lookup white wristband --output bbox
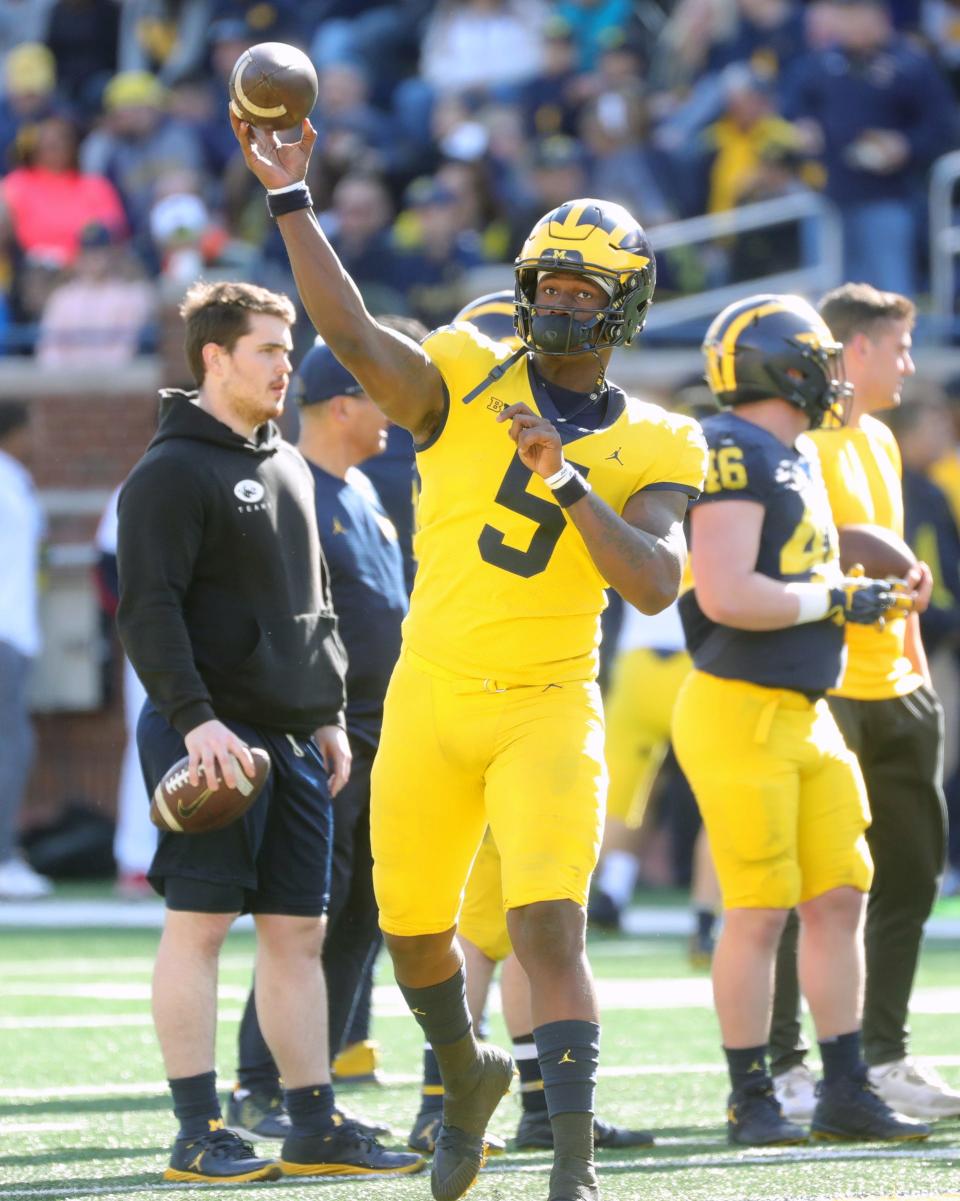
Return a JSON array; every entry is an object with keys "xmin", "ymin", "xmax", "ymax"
[
  {"xmin": 545, "ymin": 462, "xmax": 575, "ymax": 490},
  {"xmin": 267, "ymin": 180, "xmax": 309, "ymax": 196},
  {"xmin": 784, "ymin": 582, "xmax": 831, "ymax": 625}
]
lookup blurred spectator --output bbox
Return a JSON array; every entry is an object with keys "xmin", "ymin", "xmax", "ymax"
[
  {"xmin": 505, "ymin": 134, "xmax": 589, "ymax": 252},
  {"xmin": 0, "ymin": 1, "xmax": 57, "ymax": 73},
  {"xmin": 0, "ymin": 114, "xmax": 125, "ymax": 265},
  {"xmin": 320, "ymin": 173, "xmax": 408, "ymax": 313},
  {"xmin": 929, "ymin": 373, "xmax": 960, "ymax": 528},
  {"xmin": 393, "ymin": 174, "xmax": 487, "ymax": 326},
  {"xmin": 886, "ymin": 394, "xmax": 960, "ymax": 654},
  {"xmin": 922, "ymin": 0, "xmax": 960, "ymax": 96},
  {"xmin": 310, "ymin": 0, "xmax": 433, "ymax": 107},
  {"xmin": 518, "ymin": 16, "xmax": 583, "ymax": 138},
  {"xmin": 119, "ymin": 0, "xmax": 220, "ymax": 86},
  {"xmin": 576, "ymin": 40, "xmax": 674, "ymax": 226},
  {"xmin": 45, "ymin": 0, "xmax": 120, "ymax": 116},
  {"xmin": 706, "ymin": 0, "xmax": 806, "ymax": 77},
  {"xmin": 80, "ymin": 70, "xmax": 206, "ymax": 266},
  {"xmin": 420, "ymin": 0, "xmax": 550, "ymax": 98},
  {"xmin": 553, "ymin": 0, "xmax": 637, "ymax": 72},
  {"xmin": 207, "ymin": 0, "xmax": 306, "ymax": 46},
  {"xmin": 36, "ymin": 221, "xmax": 155, "ymax": 365},
  {"xmin": 0, "ymin": 400, "xmax": 50, "ymax": 900},
  {"xmin": 0, "ymin": 42, "xmax": 59, "ymax": 168},
  {"xmin": 782, "ymin": 0, "xmax": 956, "ymax": 294},
  {"xmin": 313, "ymin": 62, "xmax": 400, "ymax": 180}
]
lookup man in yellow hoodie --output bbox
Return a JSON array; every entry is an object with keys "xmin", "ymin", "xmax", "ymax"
[{"xmin": 770, "ymin": 283, "xmax": 958, "ymax": 1123}]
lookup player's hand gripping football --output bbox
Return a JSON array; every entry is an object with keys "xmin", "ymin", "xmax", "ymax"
[
  {"xmin": 827, "ymin": 565, "xmax": 914, "ymax": 627},
  {"xmin": 230, "ymin": 107, "xmax": 317, "ymax": 191},
  {"xmin": 497, "ymin": 402, "xmax": 563, "ymax": 478},
  {"xmin": 184, "ymin": 719, "xmax": 257, "ymax": 791}
]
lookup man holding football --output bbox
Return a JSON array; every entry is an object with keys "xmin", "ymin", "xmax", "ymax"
[
  {"xmin": 117, "ymin": 280, "xmax": 424, "ymax": 1183},
  {"xmin": 233, "ymin": 111, "xmax": 706, "ymax": 1201}
]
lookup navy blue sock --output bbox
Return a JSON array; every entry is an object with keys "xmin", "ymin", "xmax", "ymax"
[
  {"xmin": 419, "ymin": 1045, "xmax": 443, "ymax": 1113},
  {"xmin": 819, "ymin": 1030, "xmax": 863, "ymax": 1085},
  {"xmin": 169, "ymin": 1071, "xmax": 222, "ymax": 1140},
  {"xmin": 533, "ymin": 1019, "xmax": 600, "ymax": 1119},
  {"xmin": 696, "ymin": 908, "xmax": 716, "ymax": 943},
  {"xmin": 513, "ymin": 1033, "xmax": 548, "ymax": 1115},
  {"xmin": 723, "ymin": 1045, "xmax": 769, "ymax": 1093},
  {"xmin": 397, "ymin": 969, "xmax": 472, "ymax": 1047},
  {"xmin": 284, "ymin": 1083, "xmax": 336, "ymax": 1137}
]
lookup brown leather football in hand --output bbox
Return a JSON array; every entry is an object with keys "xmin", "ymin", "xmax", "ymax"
[{"xmin": 150, "ymin": 748, "xmax": 271, "ymax": 833}]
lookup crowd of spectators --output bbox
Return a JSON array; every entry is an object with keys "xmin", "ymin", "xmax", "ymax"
[{"xmin": 0, "ymin": 0, "xmax": 956, "ymax": 360}]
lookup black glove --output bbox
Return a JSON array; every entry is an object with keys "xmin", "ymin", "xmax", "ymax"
[{"xmin": 827, "ymin": 572, "xmax": 901, "ymax": 626}]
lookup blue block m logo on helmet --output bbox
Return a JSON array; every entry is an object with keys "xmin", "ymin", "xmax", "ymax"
[{"xmin": 514, "ymin": 199, "xmax": 656, "ymax": 355}]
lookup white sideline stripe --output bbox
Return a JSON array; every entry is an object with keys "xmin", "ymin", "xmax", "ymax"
[
  {"xmin": 2, "ymin": 897, "xmax": 960, "ymax": 940},
  {"xmin": 5, "ymin": 979, "xmax": 960, "ymax": 1020},
  {"xmin": 2, "ymin": 1147, "xmax": 960, "ymax": 1198}
]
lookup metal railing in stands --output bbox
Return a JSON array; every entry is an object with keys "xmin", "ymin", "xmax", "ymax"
[
  {"xmin": 462, "ymin": 191, "xmax": 844, "ymax": 339},
  {"xmin": 929, "ymin": 148, "xmax": 960, "ymax": 341}
]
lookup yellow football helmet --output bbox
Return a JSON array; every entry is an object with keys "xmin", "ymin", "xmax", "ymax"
[
  {"xmin": 702, "ymin": 293, "xmax": 850, "ymax": 429},
  {"xmin": 514, "ymin": 198, "xmax": 656, "ymax": 355}
]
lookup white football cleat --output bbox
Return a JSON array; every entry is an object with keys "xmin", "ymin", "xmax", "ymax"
[
  {"xmin": 868, "ymin": 1058, "xmax": 960, "ymax": 1119},
  {"xmin": 0, "ymin": 856, "xmax": 53, "ymax": 900},
  {"xmin": 773, "ymin": 1063, "xmax": 817, "ymax": 1122}
]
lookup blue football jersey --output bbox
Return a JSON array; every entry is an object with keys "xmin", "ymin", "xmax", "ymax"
[{"xmin": 679, "ymin": 411, "xmax": 845, "ymax": 694}]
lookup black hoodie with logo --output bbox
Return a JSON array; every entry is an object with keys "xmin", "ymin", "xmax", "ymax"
[{"xmin": 117, "ymin": 390, "xmax": 346, "ymax": 738}]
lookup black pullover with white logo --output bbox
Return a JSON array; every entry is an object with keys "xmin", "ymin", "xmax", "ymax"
[{"xmin": 117, "ymin": 389, "xmax": 346, "ymax": 737}]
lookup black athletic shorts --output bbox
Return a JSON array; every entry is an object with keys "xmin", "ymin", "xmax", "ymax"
[{"xmin": 137, "ymin": 701, "xmax": 333, "ymax": 916}]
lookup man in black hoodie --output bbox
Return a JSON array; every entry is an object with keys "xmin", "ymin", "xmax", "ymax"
[{"xmin": 117, "ymin": 280, "xmax": 425, "ymax": 1184}]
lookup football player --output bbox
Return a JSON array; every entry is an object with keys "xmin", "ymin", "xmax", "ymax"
[
  {"xmin": 769, "ymin": 284, "xmax": 959, "ymax": 1122},
  {"xmin": 234, "ymin": 108, "xmax": 706, "ymax": 1201},
  {"xmin": 405, "ymin": 292, "xmax": 654, "ymax": 1158},
  {"xmin": 673, "ymin": 293, "xmax": 929, "ymax": 1146}
]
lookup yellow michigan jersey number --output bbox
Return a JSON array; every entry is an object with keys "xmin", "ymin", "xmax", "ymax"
[{"xmin": 705, "ymin": 446, "xmax": 747, "ymax": 493}]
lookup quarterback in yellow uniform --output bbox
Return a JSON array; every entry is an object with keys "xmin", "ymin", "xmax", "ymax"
[
  {"xmin": 769, "ymin": 284, "xmax": 959, "ymax": 1123},
  {"xmin": 673, "ymin": 293, "xmax": 928, "ymax": 1148},
  {"xmin": 234, "ymin": 110, "xmax": 705, "ymax": 1201},
  {"xmin": 403, "ymin": 292, "xmax": 655, "ymax": 1159}
]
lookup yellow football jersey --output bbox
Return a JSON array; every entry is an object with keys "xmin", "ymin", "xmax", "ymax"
[
  {"xmin": 403, "ymin": 324, "xmax": 707, "ymax": 684},
  {"xmin": 808, "ymin": 415, "xmax": 922, "ymax": 700}
]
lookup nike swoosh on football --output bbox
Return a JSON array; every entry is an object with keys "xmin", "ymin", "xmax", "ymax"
[{"xmin": 177, "ymin": 788, "xmax": 215, "ymax": 820}]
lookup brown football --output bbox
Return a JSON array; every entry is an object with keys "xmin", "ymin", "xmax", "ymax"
[
  {"xmin": 839, "ymin": 523, "xmax": 916, "ymax": 580},
  {"xmin": 150, "ymin": 747, "xmax": 271, "ymax": 834},
  {"xmin": 229, "ymin": 42, "xmax": 318, "ymax": 131}
]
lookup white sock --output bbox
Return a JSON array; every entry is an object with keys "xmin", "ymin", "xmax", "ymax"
[{"xmin": 597, "ymin": 850, "xmax": 640, "ymax": 907}]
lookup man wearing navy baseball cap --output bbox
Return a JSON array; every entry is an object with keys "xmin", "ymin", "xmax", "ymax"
[{"xmin": 230, "ymin": 339, "xmax": 410, "ymax": 1142}]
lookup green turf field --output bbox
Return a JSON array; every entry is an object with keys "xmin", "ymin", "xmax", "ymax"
[{"xmin": 2, "ymin": 908, "xmax": 959, "ymax": 1201}]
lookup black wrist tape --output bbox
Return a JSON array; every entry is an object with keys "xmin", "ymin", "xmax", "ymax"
[
  {"xmin": 266, "ymin": 185, "xmax": 313, "ymax": 219},
  {"xmin": 553, "ymin": 471, "xmax": 590, "ymax": 508}
]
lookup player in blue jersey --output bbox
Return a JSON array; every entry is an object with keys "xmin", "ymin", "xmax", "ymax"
[{"xmin": 673, "ymin": 293, "xmax": 929, "ymax": 1146}]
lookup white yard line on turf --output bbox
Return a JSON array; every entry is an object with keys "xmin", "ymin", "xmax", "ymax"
[
  {"xmin": 2, "ymin": 899, "xmax": 959, "ymax": 940},
  {"xmin": 2, "ymin": 1147, "xmax": 960, "ymax": 1198}
]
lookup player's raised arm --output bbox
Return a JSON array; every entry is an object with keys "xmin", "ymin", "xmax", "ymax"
[{"xmin": 230, "ymin": 110, "xmax": 445, "ymax": 442}]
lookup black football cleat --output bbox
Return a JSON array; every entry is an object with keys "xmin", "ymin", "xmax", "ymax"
[
  {"xmin": 226, "ymin": 1089, "xmax": 290, "ymax": 1140},
  {"xmin": 409, "ymin": 1106, "xmax": 506, "ymax": 1156},
  {"xmin": 163, "ymin": 1127, "xmax": 281, "ymax": 1182},
  {"xmin": 431, "ymin": 1045, "xmax": 514, "ymax": 1200},
  {"xmin": 280, "ymin": 1120, "xmax": 426, "ymax": 1177},
  {"xmin": 334, "ymin": 1101, "xmax": 393, "ymax": 1140},
  {"xmin": 587, "ymin": 888, "xmax": 622, "ymax": 932},
  {"xmin": 515, "ymin": 1110, "xmax": 654, "ymax": 1149},
  {"xmin": 726, "ymin": 1081, "xmax": 808, "ymax": 1146},
  {"xmin": 810, "ymin": 1073, "xmax": 931, "ymax": 1142}
]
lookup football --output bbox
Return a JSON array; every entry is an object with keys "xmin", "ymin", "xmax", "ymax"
[
  {"xmin": 150, "ymin": 747, "xmax": 271, "ymax": 834},
  {"xmin": 839, "ymin": 523, "xmax": 916, "ymax": 580},
  {"xmin": 229, "ymin": 42, "xmax": 318, "ymax": 132}
]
